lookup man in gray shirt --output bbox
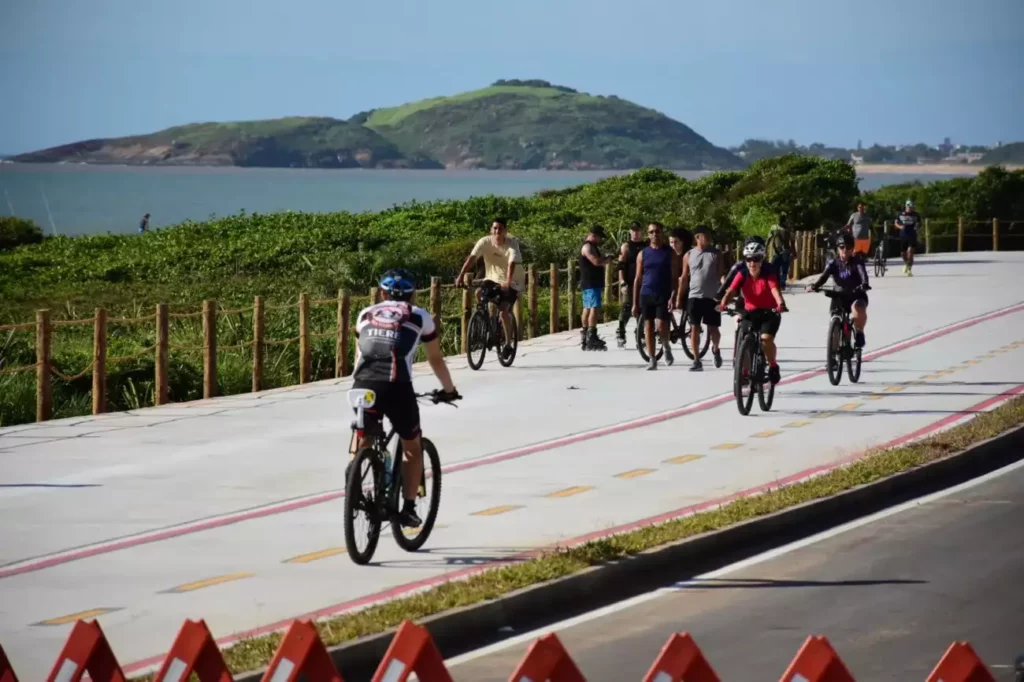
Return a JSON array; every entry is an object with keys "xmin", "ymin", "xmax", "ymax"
[
  {"xmin": 675, "ymin": 225, "xmax": 723, "ymax": 371},
  {"xmin": 844, "ymin": 202, "xmax": 872, "ymax": 257}
]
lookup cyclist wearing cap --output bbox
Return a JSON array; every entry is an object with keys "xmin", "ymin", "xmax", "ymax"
[
  {"xmin": 455, "ymin": 217, "xmax": 524, "ymax": 359},
  {"xmin": 350, "ymin": 269, "xmax": 460, "ymax": 528},
  {"xmin": 894, "ymin": 200, "xmax": 921, "ymax": 276},
  {"xmin": 806, "ymin": 232, "xmax": 871, "ymax": 348},
  {"xmin": 717, "ymin": 239, "xmax": 787, "ymax": 385}
]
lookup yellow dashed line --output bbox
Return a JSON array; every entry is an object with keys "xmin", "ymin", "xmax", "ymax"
[
  {"xmin": 863, "ymin": 394, "xmax": 885, "ymax": 400},
  {"xmin": 663, "ymin": 454, "xmax": 704, "ymax": 465},
  {"xmin": 884, "ymin": 386, "xmax": 906, "ymax": 392},
  {"xmin": 936, "ymin": 369, "xmax": 955, "ymax": 375},
  {"xmin": 813, "ymin": 411, "xmax": 838, "ymax": 419},
  {"xmin": 34, "ymin": 608, "xmax": 120, "ymax": 626},
  {"xmin": 166, "ymin": 572, "xmax": 255, "ymax": 593},
  {"xmin": 920, "ymin": 374, "xmax": 941, "ymax": 380},
  {"xmin": 284, "ymin": 547, "xmax": 346, "ymax": 563},
  {"xmin": 710, "ymin": 442, "xmax": 743, "ymax": 450},
  {"xmin": 751, "ymin": 430, "xmax": 783, "ymax": 438},
  {"xmin": 979, "ymin": 354, "xmax": 995, "ymax": 359},
  {"xmin": 471, "ymin": 504, "xmax": 523, "ymax": 516},
  {"xmin": 615, "ymin": 468, "xmax": 657, "ymax": 478},
  {"xmin": 838, "ymin": 403, "xmax": 861, "ymax": 410},
  {"xmin": 546, "ymin": 485, "xmax": 593, "ymax": 498},
  {"xmin": 784, "ymin": 420, "xmax": 812, "ymax": 427},
  {"xmin": 964, "ymin": 360, "xmax": 981, "ymax": 365}
]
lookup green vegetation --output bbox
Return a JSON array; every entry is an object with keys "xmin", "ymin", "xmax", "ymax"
[
  {"xmin": 15, "ymin": 80, "xmax": 742, "ymax": 171},
  {"xmin": 981, "ymin": 142, "xmax": 1024, "ymax": 165},
  {"xmin": 0, "ymin": 216, "xmax": 45, "ymax": 250},
  {"xmin": 3, "ymin": 155, "xmax": 1022, "ymax": 427},
  {"xmin": 127, "ymin": 392, "xmax": 1024, "ymax": 680}
]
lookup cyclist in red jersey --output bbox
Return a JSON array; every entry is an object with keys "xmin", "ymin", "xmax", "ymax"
[{"xmin": 717, "ymin": 239, "xmax": 787, "ymax": 384}]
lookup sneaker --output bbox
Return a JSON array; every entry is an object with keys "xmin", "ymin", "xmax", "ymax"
[
  {"xmin": 647, "ymin": 357, "xmax": 657, "ymax": 371},
  {"xmin": 399, "ymin": 502, "xmax": 422, "ymax": 528},
  {"xmin": 855, "ymin": 331, "xmax": 865, "ymax": 348},
  {"xmin": 664, "ymin": 345, "xmax": 674, "ymax": 366},
  {"xmin": 769, "ymin": 364, "xmax": 781, "ymax": 385},
  {"xmin": 689, "ymin": 359, "xmax": 703, "ymax": 372},
  {"xmin": 713, "ymin": 348, "xmax": 722, "ymax": 368}
]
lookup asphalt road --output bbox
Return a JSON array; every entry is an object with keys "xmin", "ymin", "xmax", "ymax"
[{"xmin": 449, "ymin": 460, "xmax": 1024, "ymax": 681}]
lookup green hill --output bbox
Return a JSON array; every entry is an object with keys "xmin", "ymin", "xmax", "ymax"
[
  {"xmin": 981, "ymin": 142, "xmax": 1024, "ymax": 165},
  {"xmin": 14, "ymin": 80, "xmax": 743, "ymax": 171}
]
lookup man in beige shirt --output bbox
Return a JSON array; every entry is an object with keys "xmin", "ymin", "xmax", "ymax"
[{"xmin": 455, "ymin": 217, "xmax": 524, "ymax": 359}]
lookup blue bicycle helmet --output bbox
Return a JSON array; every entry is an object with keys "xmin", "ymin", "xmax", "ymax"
[{"xmin": 379, "ymin": 268, "xmax": 416, "ymax": 301}]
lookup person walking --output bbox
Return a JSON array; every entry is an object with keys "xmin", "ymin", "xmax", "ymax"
[
  {"xmin": 615, "ymin": 221, "xmax": 645, "ymax": 348},
  {"xmin": 632, "ymin": 222, "xmax": 680, "ymax": 370},
  {"xmin": 676, "ymin": 225, "xmax": 723, "ymax": 370},
  {"xmin": 138, "ymin": 213, "xmax": 150, "ymax": 233},
  {"xmin": 578, "ymin": 225, "xmax": 614, "ymax": 350}
]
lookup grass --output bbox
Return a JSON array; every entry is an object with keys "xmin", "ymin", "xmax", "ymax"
[{"xmin": 128, "ymin": 392, "xmax": 1024, "ymax": 680}]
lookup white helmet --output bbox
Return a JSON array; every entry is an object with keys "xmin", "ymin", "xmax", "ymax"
[
  {"xmin": 905, "ymin": 199, "xmax": 914, "ymax": 208},
  {"xmin": 742, "ymin": 240, "xmax": 766, "ymax": 260}
]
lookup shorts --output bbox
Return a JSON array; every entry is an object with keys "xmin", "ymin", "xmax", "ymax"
[
  {"xmin": 582, "ymin": 287, "xmax": 603, "ymax": 309},
  {"xmin": 687, "ymin": 297, "xmax": 721, "ymax": 328},
  {"xmin": 351, "ymin": 380, "xmax": 420, "ymax": 441},
  {"xmin": 830, "ymin": 291, "xmax": 869, "ymax": 315},
  {"xmin": 640, "ymin": 292, "xmax": 670, "ymax": 321},
  {"xmin": 853, "ymin": 237, "xmax": 871, "ymax": 256},
  {"xmin": 479, "ymin": 280, "xmax": 519, "ymax": 307},
  {"xmin": 901, "ymin": 234, "xmax": 918, "ymax": 251},
  {"xmin": 740, "ymin": 308, "xmax": 782, "ymax": 338}
]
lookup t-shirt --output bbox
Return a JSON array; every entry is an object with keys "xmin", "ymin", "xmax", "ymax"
[
  {"xmin": 471, "ymin": 236, "xmax": 525, "ymax": 291},
  {"xmin": 352, "ymin": 301, "xmax": 437, "ymax": 383},
  {"xmin": 847, "ymin": 211, "xmax": 872, "ymax": 240},
  {"xmin": 895, "ymin": 210, "xmax": 921, "ymax": 237},
  {"xmin": 812, "ymin": 254, "xmax": 869, "ymax": 293},
  {"xmin": 728, "ymin": 265, "xmax": 780, "ymax": 311},
  {"xmin": 686, "ymin": 246, "xmax": 720, "ymax": 299}
]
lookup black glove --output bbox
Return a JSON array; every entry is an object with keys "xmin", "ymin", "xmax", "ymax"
[{"xmin": 432, "ymin": 388, "xmax": 461, "ymax": 404}]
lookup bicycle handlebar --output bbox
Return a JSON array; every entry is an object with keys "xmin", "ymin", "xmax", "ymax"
[{"xmin": 414, "ymin": 389, "xmax": 463, "ymax": 406}]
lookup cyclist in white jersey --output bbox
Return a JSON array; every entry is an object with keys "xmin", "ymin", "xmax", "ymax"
[{"xmin": 349, "ymin": 268, "xmax": 460, "ymax": 527}]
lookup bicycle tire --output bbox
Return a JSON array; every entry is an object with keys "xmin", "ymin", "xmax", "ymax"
[
  {"xmin": 826, "ymin": 316, "xmax": 843, "ymax": 386},
  {"xmin": 847, "ymin": 344, "xmax": 862, "ymax": 383},
  {"xmin": 757, "ymin": 348, "xmax": 775, "ymax": 411},
  {"xmin": 497, "ymin": 314, "xmax": 518, "ymax": 367},
  {"xmin": 466, "ymin": 310, "xmax": 488, "ymax": 370},
  {"xmin": 343, "ymin": 447, "xmax": 384, "ymax": 565},
  {"xmin": 678, "ymin": 311, "xmax": 712, "ymax": 360},
  {"xmin": 391, "ymin": 437, "xmax": 442, "ymax": 551},
  {"xmin": 635, "ymin": 311, "xmax": 665, "ymax": 362},
  {"xmin": 734, "ymin": 334, "xmax": 756, "ymax": 415}
]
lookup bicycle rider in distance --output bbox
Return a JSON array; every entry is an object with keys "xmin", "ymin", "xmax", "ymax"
[
  {"xmin": 717, "ymin": 239, "xmax": 787, "ymax": 385},
  {"xmin": 455, "ymin": 217, "xmax": 525, "ymax": 361},
  {"xmin": 806, "ymin": 231, "xmax": 871, "ymax": 348},
  {"xmin": 349, "ymin": 269, "xmax": 461, "ymax": 528}
]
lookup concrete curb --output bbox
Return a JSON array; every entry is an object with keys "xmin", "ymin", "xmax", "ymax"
[{"xmin": 234, "ymin": 420, "xmax": 1024, "ymax": 682}]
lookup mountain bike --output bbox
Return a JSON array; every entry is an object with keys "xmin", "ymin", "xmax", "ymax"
[
  {"xmin": 820, "ymin": 288, "xmax": 865, "ymax": 385},
  {"xmin": 343, "ymin": 388, "xmax": 461, "ymax": 565},
  {"xmin": 466, "ymin": 284, "xmax": 518, "ymax": 370},
  {"xmin": 873, "ymin": 240, "xmax": 887, "ymax": 277},
  {"xmin": 727, "ymin": 307, "xmax": 786, "ymax": 416},
  {"xmin": 635, "ymin": 307, "xmax": 682, "ymax": 362},
  {"xmin": 676, "ymin": 304, "xmax": 711, "ymax": 361}
]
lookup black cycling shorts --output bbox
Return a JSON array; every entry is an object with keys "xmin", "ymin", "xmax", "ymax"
[
  {"xmin": 640, "ymin": 292, "xmax": 670, "ymax": 321},
  {"xmin": 830, "ymin": 291, "xmax": 869, "ymax": 315},
  {"xmin": 351, "ymin": 380, "xmax": 420, "ymax": 441},
  {"xmin": 740, "ymin": 309, "xmax": 782, "ymax": 338},
  {"xmin": 479, "ymin": 280, "xmax": 519, "ymax": 306},
  {"xmin": 901, "ymin": 234, "xmax": 918, "ymax": 251}
]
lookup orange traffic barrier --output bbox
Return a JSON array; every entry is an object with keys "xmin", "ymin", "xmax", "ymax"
[
  {"xmin": 642, "ymin": 632, "xmax": 720, "ymax": 682},
  {"xmin": 1, "ymin": 642, "xmax": 20, "ymax": 682},
  {"xmin": 153, "ymin": 619, "xmax": 232, "ymax": 682},
  {"xmin": 262, "ymin": 619, "xmax": 343, "ymax": 681},
  {"xmin": 508, "ymin": 632, "xmax": 586, "ymax": 682},
  {"xmin": 778, "ymin": 635, "xmax": 855, "ymax": 682},
  {"xmin": 46, "ymin": 619, "xmax": 126, "ymax": 682},
  {"xmin": 925, "ymin": 641, "xmax": 996, "ymax": 682},
  {"xmin": 371, "ymin": 620, "xmax": 451, "ymax": 682}
]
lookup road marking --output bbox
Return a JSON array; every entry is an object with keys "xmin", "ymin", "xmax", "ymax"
[
  {"xmin": 710, "ymin": 443, "xmax": 742, "ymax": 450},
  {"xmin": 838, "ymin": 403, "xmax": 861, "ymax": 410},
  {"xmin": 471, "ymin": 505, "xmax": 523, "ymax": 516},
  {"xmin": 964, "ymin": 360, "xmax": 981, "ymax": 365},
  {"xmin": 979, "ymin": 354, "xmax": 996, "ymax": 359},
  {"xmin": 165, "ymin": 572, "xmax": 255, "ymax": 593},
  {"xmin": 10, "ymin": 301, "xmax": 1024, "ymax": 583},
  {"xmin": 863, "ymin": 394, "xmax": 885, "ymax": 400},
  {"xmin": 283, "ymin": 548, "xmax": 346, "ymax": 564},
  {"xmin": 884, "ymin": 386, "xmax": 906, "ymax": 392},
  {"xmin": 813, "ymin": 411, "xmax": 838, "ymax": 419},
  {"xmin": 936, "ymin": 369, "xmax": 955, "ymax": 375},
  {"xmin": 546, "ymin": 486, "xmax": 593, "ymax": 498},
  {"xmin": 783, "ymin": 420, "xmax": 812, "ymax": 427},
  {"xmin": 663, "ymin": 454, "xmax": 704, "ymax": 465},
  {"xmin": 615, "ymin": 468, "xmax": 656, "ymax": 478},
  {"xmin": 920, "ymin": 374, "xmax": 941, "ymax": 380},
  {"xmin": 751, "ymin": 430, "xmax": 783, "ymax": 438},
  {"xmin": 33, "ymin": 607, "xmax": 121, "ymax": 626}
]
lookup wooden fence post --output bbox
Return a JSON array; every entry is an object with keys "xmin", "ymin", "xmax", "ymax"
[
  {"xmin": 528, "ymin": 264, "xmax": 538, "ymax": 339},
  {"xmin": 958, "ymin": 217, "xmax": 964, "ymax": 252},
  {"xmin": 549, "ymin": 263, "xmax": 559, "ymax": 335},
  {"xmin": 155, "ymin": 303, "xmax": 168, "ymax": 405},
  {"xmin": 202, "ymin": 299, "xmax": 217, "ymax": 399},
  {"xmin": 604, "ymin": 261, "xmax": 614, "ymax": 306},
  {"xmin": 298, "ymin": 293, "xmax": 310, "ymax": 384},
  {"xmin": 993, "ymin": 218, "xmax": 999, "ymax": 251},
  {"xmin": 925, "ymin": 218, "xmax": 931, "ymax": 254},
  {"xmin": 92, "ymin": 308, "xmax": 106, "ymax": 415},
  {"xmin": 429, "ymin": 277, "xmax": 441, "ymax": 329},
  {"xmin": 337, "ymin": 290, "xmax": 350, "ymax": 377},
  {"xmin": 460, "ymin": 274, "xmax": 472, "ymax": 354},
  {"xmin": 252, "ymin": 296, "xmax": 264, "ymax": 392},
  {"xmin": 35, "ymin": 309, "xmax": 51, "ymax": 422},
  {"xmin": 370, "ymin": 286, "xmax": 381, "ymax": 304},
  {"xmin": 567, "ymin": 258, "xmax": 576, "ymax": 331}
]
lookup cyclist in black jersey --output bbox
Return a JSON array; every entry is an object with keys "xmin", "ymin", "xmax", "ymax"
[
  {"xmin": 349, "ymin": 269, "xmax": 460, "ymax": 527},
  {"xmin": 807, "ymin": 232, "xmax": 871, "ymax": 348},
  {"xmin": 894, "ymin": 199, "xmax": 921, "ymax": 276}
]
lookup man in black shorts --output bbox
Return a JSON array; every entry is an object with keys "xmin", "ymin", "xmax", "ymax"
[
  {"xmin": 350, "ymin": 269, "xmax": 460, "ymax": 527},
  {"xmin": 676, "ymin": 225, "xmax": 723, "ymax": 370}
]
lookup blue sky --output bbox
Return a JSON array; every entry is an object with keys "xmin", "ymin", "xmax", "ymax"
[{"xmin": 1, "ymin": 0, "xmax": 1021, "ymax": 154}]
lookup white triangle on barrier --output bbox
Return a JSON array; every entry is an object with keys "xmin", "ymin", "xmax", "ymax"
[
  {"xmin": 161, "ymin": 657, "xmax": 188, "ymax": 682},
  {"xmin": 267, "ymin": 657, "xmax": 295, "ymax": 682},
  {"xmin": 381, "ymin": 658, "xmax": 408, "ymax": 682},
  {"xmin": 652, "ymin": 672, "xmax": 674, "ymax": 682},
  {"xmin": 790, "ymin": 675, "xmax": 810, "ymax": 682}
]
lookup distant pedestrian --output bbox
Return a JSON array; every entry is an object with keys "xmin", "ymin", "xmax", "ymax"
[
  {"xmin": 615, "ymin": 221, "xmax": 646, "ymax": 348},
  {"xmin": 766, "ymin": 217, "xmax": 796, "ymax": 290},
  {"xmin": 139, "ymin": 213, "xmax": 150, "ymax": 233}
]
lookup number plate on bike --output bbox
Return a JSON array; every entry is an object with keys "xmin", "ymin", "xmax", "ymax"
[{"xmin": 347, "ymin": 389, "xmax": 376, "ymax": 408}]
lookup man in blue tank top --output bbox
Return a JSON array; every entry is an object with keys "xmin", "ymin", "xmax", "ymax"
[{"xmin": 632, "ymin": 222, "xmax": 681, "ymax": 369}]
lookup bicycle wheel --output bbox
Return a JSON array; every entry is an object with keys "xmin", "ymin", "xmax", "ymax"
[
  {"xmin": 826, "ymin": 316, "xmax": 843, "ymax": 386},
  {"xmin": 675, "ymin": 310, "xmax": 693, "ymax": 360},
  {"xmin": 756, "ymin": 348, "xmax": 775, "ymax": 411},
  {"xmin": 391, "ymin": 437, "xmax": 442, "ymax": 551},
  {"xmin": 343, "ymin": 447, "xmax": 384, "ymax": 565},
  {"xmin": 466, "ymin": 310, "xmax": 488, "ymax": 370},
  {"xmin": 874, "ymin": 259, "xmax": 881, "ymax": 278},
  {"xmin": 497, "ymin": 313, "xmax": 518, "ymax": 367},
  {"xmin": 635, "ymin": 311, "xmax": 664, "ymax": 362},
  {"xmin": 734, "ymin": 334, "xmax": 756, "ymax": 415},
  {"xmin": 846, "ymin": 339, "xmax": 862, "ymax": 383}
]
